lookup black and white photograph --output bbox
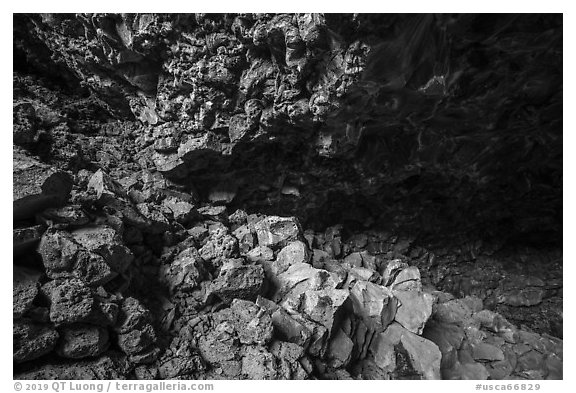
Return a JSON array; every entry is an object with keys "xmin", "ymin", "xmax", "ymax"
[{"xmin": 9, "ymin": 5, "xmax": 568, "ymax": 388}]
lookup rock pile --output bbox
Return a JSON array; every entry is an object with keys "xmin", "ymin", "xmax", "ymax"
[{"xmin": 13, "ymin": 163, "xmax": 563, "ymax": 379}]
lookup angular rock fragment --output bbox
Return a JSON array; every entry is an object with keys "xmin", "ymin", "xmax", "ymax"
[
  {"xmin": 269, "ymin": 340, "xmax": 308, "ymax": 379},
  {"xmin": 212, "ymin": 299, "xmax": 273, "ymax": 345},
  {"xmin": 13, "ymin": 150, "xmax": 72, "ymax": 220},
  {"xmin": 197, "ymin": 321, "xmax": 242, "ymax": 377},
  {"xmin": 246, "ymin": 246, "xmax": 274, "ymax": 263},
  {"xmin": 153, "ymin": 151, "xmax": 187, "ymax": 178},
  {"xmin": 209, "ymin": 264, "xmax": 264, "ymax": 303},
  {"xmin": 157, "ymin": 337, "xmax": 206, "ymax": 379},
  {"xmin": 39, "ymin": 229, "xmax": 116, "ymax": 286},
  {"xmin": 177, "ymin": 132, "xmax": 222, "ymax": 168},
  {"xmin": 256, "ymin": 296, "xmax": 313, "ymax": 347},
  {"xmin": 161, "ymin": 197, "xmax": 196, "ymax": 225},
  {"xmin": 255, "ymin": 216, "xmax": 301, "ymax": 249},
  {"xmin": 42, "ymin": 278, "xmax": 99, "ymax": 326},
  {"xmin": 87, "ymin": 169, "xmax": 127, "ymax": 200},
  {"xmin": 14, "ymin": 320, "xmax": 59, "ymax": 362},
  {"xmin": 71, "ymin": 225, "xmax": 134, "ymax": 273},
  {"xmin": 327, "ymin": 327, "xmax": 354, "ymax": 368},
  {"xmin": 381, "ymin": 259, "xmax": 409, "ymax": 286},
  {"xmin": 160, "ymin": 247, "xmax": 206, "ymax": 294},
  {"xmin": 275, "ymin": 241, "xmax": 311, "ymax": 273},
  {"xmin": 199, "ymin": 228, "xmax": 239, "ymax": 269},
  {"xmin": 241, "ymin": 346, "xmax": 278, "ymax": 379},
  {"xmin": 115, "ymin": 297, "xmax": 159, "ymax": 364},
  {"xmin": 56, "ymin": 324, "xmax": 109, "ymax": 359},
  {"xmin": 13, "ymin": 266, "xmax": 42, "ymax": 318},
  {"xmin": 301, "ymin": 288, "xmax": 349, "ymax": 333},
  {"xmin": 349, "ymin": 281, "xmax": 397, "ymax": 331},
  {"xmin": 393, "ymin": 290, "xmax": 435, "ymax": 335},
  {"xmin": 368, "ymin": 322, "xmax": 442, "ymax": 380}
]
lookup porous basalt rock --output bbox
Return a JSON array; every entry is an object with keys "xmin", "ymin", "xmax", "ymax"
[{"xmin": 12, "ymin": 13, "xmax": 562, "ymax": 381}]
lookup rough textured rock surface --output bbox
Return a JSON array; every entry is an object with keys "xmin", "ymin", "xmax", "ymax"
[{"xmin": 13, "ymin": 13, "xmax": 561, "ymax": 380}]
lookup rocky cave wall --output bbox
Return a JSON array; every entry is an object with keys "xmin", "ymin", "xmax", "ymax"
[{"xmin": 13, "ymin": 13, "xmax": 563, "ymax": 380}]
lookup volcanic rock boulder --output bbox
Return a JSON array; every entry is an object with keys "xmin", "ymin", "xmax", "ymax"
[
  {"xmin": 208, "ymin": 263, "xmax": 265, "ymax": 303},
  {"xmin": 56, "ymin": 324, "xmax": 110, "ymax": 359},
  {"xmin": 255, "ymin": 216, "xmax": 302, "ymax": 250},
  {"xmin": 13, "ymin": 267, "xmax": 42, "ymax": 318},
  {"xmin": 349, "ymin": 281, "xmax": 397, "ymax": 332},
  {"xmin": 14, "ymin": 320, "xmax": 59, "ymax": 363},
  {"xmin": 360, "ymin": 322, "xmax": 442, "ymax": 380},
  {"xmin": 114, "ymin": 297, "xmax": 159, "ymax": 364},
  {"xmin": 13, "ymin": 149, "xmax": 72, "ymax": 221},
  {"xmin": 41, "ymin": 278, "xmax": 119, "ymax": 327}
]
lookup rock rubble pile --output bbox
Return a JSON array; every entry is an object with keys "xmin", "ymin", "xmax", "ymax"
[{"xmin": 13, "ymin": 13, "xmax": 562, "ymax": 380}]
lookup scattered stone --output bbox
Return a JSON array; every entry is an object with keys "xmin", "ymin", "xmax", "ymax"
[{"xmin": 233, "ymin": 224, "xmax": 256, "ymax": 254}]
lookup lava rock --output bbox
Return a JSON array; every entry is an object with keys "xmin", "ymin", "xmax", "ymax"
[
  {"xmin": 393, "ymin": 290, "xmax": 435, "ymax": 335},
  {"xmin": 368, "ymin": 322, "xmax": 442, "ymax": 379},
  {"xmin": 160, "ymin": 247, "xmax": 207, "ymax": 294},
  {"xmin": 209, "ymin": 264, "xmax": 265, "ymax": 303},
  {"xmin": 212, "ymin": 299, "xmax": 274, "ymax": 345},
  {"xmin": 255, "ymin": 216, "xmax": 302, "ymax": 249},
  {"xmin": 71, "ymin": 225, "xmax": 134, "ymax": 273},
  {"xmin": 56, "ymin": 324, "xmax": 110, "ymax": 359},
  {"xmin": 115, "ymin": 297, "xmax": 159, "ymax": 364},
  {"xmin": 13, "ymin": 149, "xmax": 72, "ymax": 220},
  {"xmin": 14, "ymin": 320, "xmax": 59, "ymax": 363},
  {"xmin": 349, "ymin": 281, "xmax": 398, "ymax": 331},
  {"xmin": 13, "ymin": 267, "xmax": 42, "ymax": 318}
]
